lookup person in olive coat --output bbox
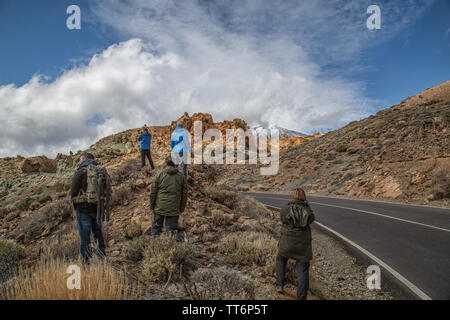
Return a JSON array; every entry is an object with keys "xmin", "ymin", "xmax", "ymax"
[
  {"xmin": 149, "ymin": 156, "xmax": 187, "ymax": 236},
  {"xmin": 276, "ymin": 187, "xmax": 315, "ymax": 300}
]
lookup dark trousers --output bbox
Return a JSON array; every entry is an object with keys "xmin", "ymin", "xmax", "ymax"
[
  {"xmin": 141, "ymin": 149, "xmax": 155, "ymax": 169},
  {"xmin": 275, "ymin": 254, "xmax": 310, "ymax": 300},
  {"xmin": 180, "ymin": 163, "xmax": 187, "ymax": 177},
  {"xmin": 150, "ymin": 213, "xmax": 179, "ymax": 236},
  {"xmin": 75, "ymin": 211, "xmax": 106, "ymax": 263}
]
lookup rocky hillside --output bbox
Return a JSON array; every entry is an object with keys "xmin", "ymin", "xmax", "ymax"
[
  {"xmin": 4, "ymin": 113, "xmax": 353, "ymax": 300},
  {"xmin": 228, "ymin": 81, "xmax": 450, "ymax": 207}
]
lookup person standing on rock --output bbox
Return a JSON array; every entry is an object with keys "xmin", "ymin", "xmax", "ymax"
[
  {"xmin": 70, "ymin": 152, "xmax": 108, "ymax": 264},
  {"xmin": 138, "ymin": 127, "xmax": 155, "ymax": 170},
  {"xmin": 276, "ymin": 187, "xmax": 315, "ymax": 300},
  {"xmin": 170, "ymin": 122, "xmax": 191, "ymax": 177},
  {"xmin": 149, "ymin": 156, "xmax": 187, "ymax": 237}
]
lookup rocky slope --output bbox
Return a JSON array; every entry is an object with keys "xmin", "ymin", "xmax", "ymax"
[
  {"xmin": 4, "ymin": 80, "xmax": 444, "ymax": 299},
  {"xmin": 1, "ymin": 113, "xmax": 332, "ymax": 300},
  {"xmin": 223, "ymin": 81, "xmax": 450, "ymax": 207}
]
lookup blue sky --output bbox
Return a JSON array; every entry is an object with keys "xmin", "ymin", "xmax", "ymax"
[
  {"xmin": 0, "ymin": 0, "xmax": 449, "ymax": 157},
  {"xmin": 0, "ymin": 0, "xmax": 115, "ymax": 86}
]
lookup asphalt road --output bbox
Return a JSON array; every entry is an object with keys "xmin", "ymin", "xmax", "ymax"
[{"xmin": 243, "ymin": 192, "xmax": 450, "ymax": 300}]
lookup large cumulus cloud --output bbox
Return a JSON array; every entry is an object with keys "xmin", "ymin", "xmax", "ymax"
[{"xmin": 0, "ymin": 0, "xmax": 434, "ymax": 157}]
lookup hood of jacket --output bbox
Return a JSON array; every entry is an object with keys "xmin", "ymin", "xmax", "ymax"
[
  {"xmin": 79, "ymin": 158, "xmax": 98, "ymax": 168},
  {"xmin": 165, "ymin": 165, "xmax": 179, "ymax": 175},
  {"xmin": 288, "ymin": 199, "xmax": 308, "ymax": 206}
]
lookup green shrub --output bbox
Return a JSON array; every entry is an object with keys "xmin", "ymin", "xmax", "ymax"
[
  {"xmin": 0, "ymin": 239, "xmax": 25, "ymax": 283},
  {"xmin": 125, "ymin": 223, "xmax": 142, "ymax": 239},
  {"xmin": 125, "ymin": 236, "xmax": 148, "ymax": 261},
  {"xmin": 142, "ymin": 235, "xmax": 191, "ymax": 284},
  {"xmin": 211, "ymin": 209, "xmax": 233, "ymax": 227},
  {"xmin": 218, "ymin": 232, "xmax": 277, "ymax": 268},
  {"xmin": 335, "ymin": 143, "xmax": 349, "ymax": 153}
]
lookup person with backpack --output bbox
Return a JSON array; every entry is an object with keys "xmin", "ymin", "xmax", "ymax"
[
  {"xmin": 71, "ymin": 152, "xmax": 112, "ymax": 264},
  {"xmin": 276, "ymin": 187, "xmax": 315, "ymax": 300},
  {"xmin": 138, "ymin": 127, "xmax": 155, "ymax": 170},
  {"xmin": 170, "ymin": 122, "xmax": 191, "ymax": 177},
  {"xmin": 149, "ymin": 156, "xmax": 187, "ymax": 237}
]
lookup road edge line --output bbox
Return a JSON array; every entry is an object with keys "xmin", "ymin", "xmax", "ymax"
[{"xmin": 265, "ymin": 204, "xmax": 433, "ymax": 300}]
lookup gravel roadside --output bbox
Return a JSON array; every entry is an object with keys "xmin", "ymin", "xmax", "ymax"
[{"xmin": 308, "ymin": 224, "xmax": 394, "ymax": 300}]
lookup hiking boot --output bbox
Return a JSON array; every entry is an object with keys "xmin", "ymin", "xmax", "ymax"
[{"xmin": 276, "ymin": 286, "xmax": 284, "ymax": 293}]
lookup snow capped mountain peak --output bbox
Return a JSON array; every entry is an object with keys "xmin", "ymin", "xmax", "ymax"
[{"xmin": 250, "ymin": 122, "xmax": 306, "ymax": 138}]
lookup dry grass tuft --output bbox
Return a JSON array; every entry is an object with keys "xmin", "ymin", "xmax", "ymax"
[
  {"xmin": 43, "ymin": 224, "xmax": 79, "ymax": 261},
  {"xmin": 2, "ymin": 257, "xmax": 137, "ymax": 300}
]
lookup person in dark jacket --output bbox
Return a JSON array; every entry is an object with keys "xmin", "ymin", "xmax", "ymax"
[
  {"xmin": 149, "ymin": 156, "xmax": 187, "ymax": 237},
  {"xmin": 70, "ymin": 152, "xmax": 106, "ymax": 263},
  {"xmin": 138, "ymin": 127, "xmax": 155, "ymax": 169},
  {"xmin": 276, "ymin": 187, "xmax": 315, "ymax": 300}
]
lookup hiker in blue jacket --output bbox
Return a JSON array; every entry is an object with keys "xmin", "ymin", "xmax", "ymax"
[
  {"xmin": 138, "ymin": 127, "xmax": 155, "ymax": 169},
  {"xmin": 170, "ymin": 122, "xmax": 191, "ymax": 177}
]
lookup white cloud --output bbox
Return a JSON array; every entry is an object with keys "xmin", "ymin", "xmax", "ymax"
[{"xmin": 0, "ymin": 0, "xmax": 434, "ymax": 157}]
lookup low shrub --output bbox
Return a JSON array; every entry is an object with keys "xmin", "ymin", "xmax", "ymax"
[
  {"xmin": 184, "ymin": 266, "xmax": 256, "ymax": 300},
  {"xmin": 141, "ymin": 235, "xmax": 191, "ymax": 284},
  {"xmin": 125, "ymin": 223, "xmax": 142, "ymax": 239},
  {"xmin": 218, "ymin": 232, "xmax": 277, "ymax": 269},
  {"xmin": 205, "ymin": 187, "xmax": 239, "ymax": 209},
  {"xmin": 210, "ymin": 209, "xmax": 233, "ymax": 226},
  {"xmin": 236, "ymin": 196, "xmax": 275, "ymax": 220},
  {"xmin": 43, "ymin": 224, "xmax": 79, "ymax": 261},
  {"xmin": 430, "ymin": 165, "xmax": 450, "ymax": 199},
  {"xmin": 335, "ymin": 143, "xmax": 349, "ymax": 153},
  {"xmin": 110, "ymin": 160, "xmax": 141, "ymax": 185},
  {"xmin": 23, "ymin": 199, "xmax": 73, "ymax": 241},
  {"xmin": 0, "ymin": 239, "xmax": 25, "ymax": 283},
  {"xmin": 125, "ymin": 236, "xmax": 148, "ymax": 262},
  {"xmin": 111, "ymin": 184, "xmax": 133, "ymax": 206}
]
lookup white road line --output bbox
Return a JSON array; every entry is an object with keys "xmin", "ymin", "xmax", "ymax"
[
  {"xmin": 265, "ymin": 204, "xmax": 433, "ymax": 300},
  {"xmin": 309, "ymin": 202, "xmax": 450, "ymax": 233},
  {"xmin": 254, "ymin": 195, "xmax": 450, "ymax": 233}
]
